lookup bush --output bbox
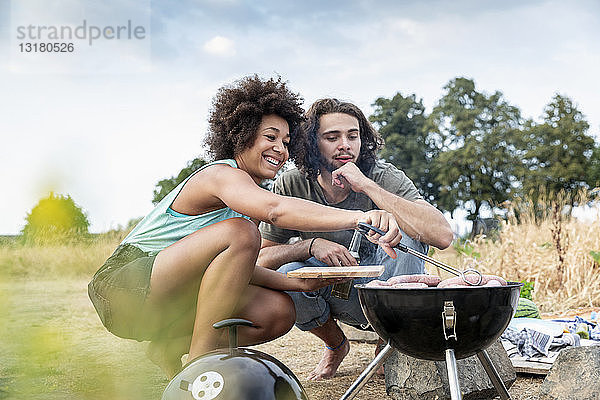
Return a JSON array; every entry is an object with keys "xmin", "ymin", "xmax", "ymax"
[
  {"xmin": 21, "ymin": 192, "xmax": 90, "ymax": 244},
  {"xmin": 520, "ymin": 280, "xmax": 535, "ymax": 300}
]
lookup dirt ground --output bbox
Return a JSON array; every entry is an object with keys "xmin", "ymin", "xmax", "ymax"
[
  {"xmin": 254, "ymin": 327, "xmax": 546, "ymax": 400},
  {"xmin": 6, "ymin": 277, "xmax": 587, "ymax": 399}
]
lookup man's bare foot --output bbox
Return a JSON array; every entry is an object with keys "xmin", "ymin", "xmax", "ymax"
[
  {"xmin": 308, "ymin": 336, "xmax": 350, "ymax": 380},
  {"xmin": 146, "ymin": 341, "xmax": 183, "ymax": 379}
]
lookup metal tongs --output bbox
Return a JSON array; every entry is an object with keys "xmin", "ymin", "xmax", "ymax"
[{"xmin": 356, "ymin": 222, "xmax": 483, "ymax": 286}]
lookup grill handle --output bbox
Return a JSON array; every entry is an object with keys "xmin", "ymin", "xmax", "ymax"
[{"xmin": 213, "ymin": 318, "xmax": 254, "ymax": 353}]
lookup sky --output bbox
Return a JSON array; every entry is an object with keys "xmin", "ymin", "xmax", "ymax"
[{"xmin": 1, "ymin": 0, "xmax": 599, "ymax": 235}]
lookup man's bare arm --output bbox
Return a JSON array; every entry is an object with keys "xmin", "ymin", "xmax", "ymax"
[
  {"xmin": 331, "ymin": 163, "xmax": 453, "ymax": 249},
  {"xmin": 258, "ymin": 237, "xmax": 362, "ymax": 269},
  {"xmin": 258, "ymin": 238, "xmax": 312, "ymax": 269},
  {"xmin": 369, "ymin": 190, "xmax": 453, "ymax": 249}
]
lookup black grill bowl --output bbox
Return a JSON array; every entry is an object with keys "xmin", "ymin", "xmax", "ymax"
[
  {"xmin": 356, "ymin": 282, "xmax": 522, "ymax": 361},
  {"xmin": 162, "ymin": 348, "xmax": 308, "ymax": 400}
]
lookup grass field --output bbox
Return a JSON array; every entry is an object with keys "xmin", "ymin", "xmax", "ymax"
[
  {"xmin": 0, "ymin": 200, "xmax": 598, "ymax": 399},
  {"xmin": 0, "ymin": 277, "xmax": 167, "ymax": 400},
  {"xmin": 0, "ymin": 232, "xmax": 169, "ymax": 399}
]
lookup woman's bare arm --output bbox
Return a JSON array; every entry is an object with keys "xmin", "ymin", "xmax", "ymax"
[
  {"xmin": 250, "ymin": 263, "xmax": 344, "ymax": 292},
  {"xmin": 182, "ymin": 164, "xmax": 363, "ymax": 232}
]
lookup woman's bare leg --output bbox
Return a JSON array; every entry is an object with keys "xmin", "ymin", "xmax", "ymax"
[
  {"xmin": 232, "ymin": 285, "xmax": 296, "ymax": 347},
  {"xmin": 144, "ymin": 218, "xmax": 261, "ymax": 365},
  {"xmin": 146, "ymin": 336, "xmax": 192, "ymax": 378},
  {"xmin": 146, "ymin": 285, "xmax": 296, "ymax": 377}
]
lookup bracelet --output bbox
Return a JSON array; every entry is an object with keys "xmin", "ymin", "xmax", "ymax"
[{"xmin": 308, "ymin": 237, "xmax": 317, "ymax": 257}]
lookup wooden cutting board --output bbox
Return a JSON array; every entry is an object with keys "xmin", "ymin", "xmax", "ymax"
[{"xmin": 286, "ymin": 265, "xmax": 385, "ymax": 278}]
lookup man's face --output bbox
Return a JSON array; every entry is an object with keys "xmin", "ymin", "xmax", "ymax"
[{"xmin": 317, "ymin": 112, "xmax": 362, "ymax": 173}]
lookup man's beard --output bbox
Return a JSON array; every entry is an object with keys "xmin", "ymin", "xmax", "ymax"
[
  {"xmin": 319, "ymin": 154, "xmax": 360, "ymax": 174},
  {"xmin": 319, "ymin": 154, "xmax": 337, "ymax": 173}
]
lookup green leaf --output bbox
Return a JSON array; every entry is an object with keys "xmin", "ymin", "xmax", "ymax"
[
  {"xmin": 519, "ymin": 280, "xmax": 535, "ymax": 300},
  {"xmin": 589, "ymin": 251, "xmax": 600, "ymax": 263}
]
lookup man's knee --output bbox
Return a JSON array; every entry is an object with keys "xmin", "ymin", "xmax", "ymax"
[
  {"xmin": 277, "ymin": 260, "xmax": 307, "ymax": 274},
  {"xmin": 397, "ymin": 232, "xmax": 428, "ymax": 274},
  {"xmin": 401, "ymin": 230, "xmax": 428, "ymax": 255},
  {"xmin": 364, "ymin": 233, "xmax": 427, "ymax": 278}
]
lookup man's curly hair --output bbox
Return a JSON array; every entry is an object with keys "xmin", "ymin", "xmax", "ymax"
[
  {"xmin": 297, "ymin": 98, "xmax": 384, "ymax": 180},
  {"xmin": 205, "ymin": 75, "xmax": 305, "ymax": 163}
]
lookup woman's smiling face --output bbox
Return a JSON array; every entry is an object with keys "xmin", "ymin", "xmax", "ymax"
[{"xmin": 235, "ymin": 114, "xmax": 290, "ymax": 184}]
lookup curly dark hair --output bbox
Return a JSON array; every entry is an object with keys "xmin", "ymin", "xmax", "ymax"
[
  {"xmin": 205, "ymin": 75, "xmax": 305, "ymax": 163},
  {"xmin": 296, "ymin": 98, "xmax": 384, "ymax": 180}
]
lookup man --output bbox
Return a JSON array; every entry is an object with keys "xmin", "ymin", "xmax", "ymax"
[{"xmin": 258, "ymin": 98, "xmax": 453, "ymax": 380}]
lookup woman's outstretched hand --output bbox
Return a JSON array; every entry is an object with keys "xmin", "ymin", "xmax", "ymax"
[
  {"xmin": 359, "ymin": 210, "xmax": 402, "ymax": 259},
  {"xmin": 289, "ymin": 277, "xmax": 352, "ymax": 292}
]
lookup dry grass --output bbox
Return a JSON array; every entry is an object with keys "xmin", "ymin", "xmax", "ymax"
[
  {"xmin": 2, "ymin": 198, "xmax": 597, "ymax": 398},
  {"xmin": 2, "ymin": 193, "xmax": 599, "ymax": 312},
  {"xmin": 430, "ymin": 193, "xmax": 600, "ymax": 314},
  {"xmin": 0, "ymin": 234, "xmax": 120, "ymax": 279}
]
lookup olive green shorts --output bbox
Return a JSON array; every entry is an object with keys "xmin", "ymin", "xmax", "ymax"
[{"xmin": 88, "ymin": 244, "xmax": 156, "ymax": 341}]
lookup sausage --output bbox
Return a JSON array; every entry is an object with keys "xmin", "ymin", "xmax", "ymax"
[
  {"xmin": 391, "ymin": 282, "xmax": 428, "ymax": 289},
  {"xmin": 437, "ymin": 274, "xmax": 507, "ymax": 288},
  {"xmin": 484, "ymin": 279, "xmax": 503, "ymax": 287},
  {"xmin": 365, "ymin": 279, "xmax": 393, "ymax": 288},
  {"xmin": 386, "ymin": 274, "xmax": 442, "ymax": 287}
]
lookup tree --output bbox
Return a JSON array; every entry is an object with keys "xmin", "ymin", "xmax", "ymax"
[
  {"xmin": 370, "ymin": 93, "xmax": 439, "ymax": 203},
  {"xmin": 518, "ymin": 94, "xmax": 595, "ymax": 209},
  {"xmin": 426, "ymin": 78, "xmax": 523, "ymax": 221},
  {"xmin": 22, "ymin": 192, "xmax": 90, "ymax": 242},
  {"xmin": 153, "ymin": 157, "xmax": 208, "ymax": 205},
  {"xmin": 590, "ymin": 144, "xmax": 600, "ymax": 189}
]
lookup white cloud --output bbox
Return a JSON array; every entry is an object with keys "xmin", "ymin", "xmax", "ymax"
[
  {"xmin": 387, "ymin": 18, "xmax": 421, "ymax": 38},
  {"xmin": 2, "ymin": 0, "xmax": 599, "ymax": 235},
  {"xmin": 202, "ymin": 36, "xmax": 236, "ymax": 57}
]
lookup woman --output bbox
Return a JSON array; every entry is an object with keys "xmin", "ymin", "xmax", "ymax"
[{"xmin": 88, "ymin": 75, "xmax": 401, "ymax": 378}]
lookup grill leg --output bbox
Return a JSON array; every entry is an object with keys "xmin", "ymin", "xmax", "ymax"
[
  {"xmin": 339, "ymin": 341, "xmax": 393, "ymax": 400},
  {"xmin": 445, "ymin": 349, "xmax": 462, "ymax": 400},
  {"xmin": 476, "ymin": 350, "xmax": 511, "ymax": 400}
]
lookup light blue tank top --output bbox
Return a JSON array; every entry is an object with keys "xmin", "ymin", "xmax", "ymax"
[{"xmin": 122, "ymin": 159, "xmax": 250, "ymax": 255}]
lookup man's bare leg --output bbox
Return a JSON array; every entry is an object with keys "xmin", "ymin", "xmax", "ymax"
[{"xmin": 307, "ymin": 315, "xmax": 350, "ymax": 380}]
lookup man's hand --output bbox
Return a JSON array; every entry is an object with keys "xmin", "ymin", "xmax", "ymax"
[
  {"xmin": 311, "ymin": 238, "xmax": 358, "ymax": 266},
  {"xmin": 360, "ymin": 210, "xmax": 402, "ymax": 259},
  {"xmin": 331, "ymin": 162, "xmax": 372, "ymax": 193}
]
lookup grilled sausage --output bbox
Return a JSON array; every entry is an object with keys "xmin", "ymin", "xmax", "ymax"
[
  {"xmin": 391, "ymin": 282, "xmax": 428, "ymax": 289},
  {"xmin": 365, "ymin": 279, "xmax": 393, "ymax": 288},
  {"xmin": 437, "ymin": 274, "xmax": 507, "ymax": 288},
  {"xmin": 386, "ymin": 274, "xmax": 442, "ymax": 287},
  {"xmin": 484, "ymin": 279, "xmax": 503, "ymax": 287}
]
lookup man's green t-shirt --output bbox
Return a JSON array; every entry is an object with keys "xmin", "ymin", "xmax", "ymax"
[{"xmin": 259, "ymin": 161, "xmax": 423, "ymax": 251}]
